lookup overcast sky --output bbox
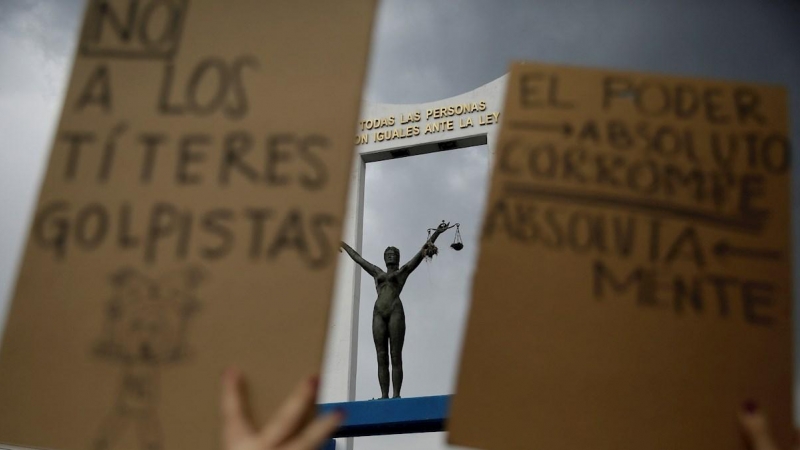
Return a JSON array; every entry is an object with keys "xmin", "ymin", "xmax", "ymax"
[{"xmin": 1, "ymin": 1, "xmax": 799, "ymax": 450}]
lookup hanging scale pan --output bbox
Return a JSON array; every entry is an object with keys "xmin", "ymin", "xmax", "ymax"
[{"xmin": 451, "ymin": 224, "xmax": 464, "ymax": 251}]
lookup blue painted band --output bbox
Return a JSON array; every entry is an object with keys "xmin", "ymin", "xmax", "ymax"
[{"xmin": 318, "ymin": 395, "xmax": 451, "ymax": 438}]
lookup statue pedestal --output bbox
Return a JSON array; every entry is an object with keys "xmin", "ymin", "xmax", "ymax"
[{"xmin": 317, "ymin": 395, "xmax": 451, "ymax": 448}]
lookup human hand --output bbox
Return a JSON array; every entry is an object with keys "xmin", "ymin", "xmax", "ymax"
[
  {"xmin": 739, "ymin": 402, "xmax": 797, "ymax": 450},
  {"xmin": 222, "ymin": 368, "xmax": 344, "ymax": 450},
  {"xmin": 437, "ymin": 221, "xmax": 450, "ymax": 232}
]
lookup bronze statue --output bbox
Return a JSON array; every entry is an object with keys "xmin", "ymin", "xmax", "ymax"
[{"xmin": 340, "ymin": 221, "xmax": 455, "ymax": 399}]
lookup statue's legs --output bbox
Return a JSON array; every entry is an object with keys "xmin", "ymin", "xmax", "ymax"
[
  {"xmin": 388, "ymin": 303, "xmax": 405, "ymax": 399},
  {"xmin": 372, "ymin": 312, "xmax": 390, "ymax": 399}
]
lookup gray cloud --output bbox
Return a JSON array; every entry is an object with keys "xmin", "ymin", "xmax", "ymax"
[{"xmin": 365, "ymin": 0, "xmax": 800, "ymax": 104}]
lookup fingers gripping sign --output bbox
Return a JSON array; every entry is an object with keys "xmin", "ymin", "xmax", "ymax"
[
  {"xmin": 739, "ymin": 403, "xmax": 797, "ymax": 450},
  {"xmin": 221, "ymin": 369, "xmax": 344, "ymax": 450}
]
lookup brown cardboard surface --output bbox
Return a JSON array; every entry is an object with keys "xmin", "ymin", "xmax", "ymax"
[
  {"xmin": 0, "ymin": 1, "xmax": 375, "ymax": 449},
  {"xmin": 448, "ymin": 62, "xmax": 792, "ymax": 450}
]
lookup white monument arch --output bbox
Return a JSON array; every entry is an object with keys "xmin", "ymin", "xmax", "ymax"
[{"xmin": 320, "ymin": 74, "xmax": 508, "ymax": 411}]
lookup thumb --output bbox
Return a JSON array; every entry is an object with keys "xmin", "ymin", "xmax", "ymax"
[
  {"xmin": 740, "ymin": 402, "xmax": 779, "ymax": 450},
  {"xmin": 221, "ymin": 368, "xmax": 256, "ymax": 446}
]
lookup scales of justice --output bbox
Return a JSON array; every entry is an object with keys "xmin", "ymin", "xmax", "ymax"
[{"xmin": 340, "ymin": 221, "xmax": 463, "ymax": 399}]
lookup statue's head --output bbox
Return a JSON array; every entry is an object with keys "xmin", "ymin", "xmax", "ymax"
[{"xmin": 384, "ymin": 246, "xmax": 399, "ymax": 266}]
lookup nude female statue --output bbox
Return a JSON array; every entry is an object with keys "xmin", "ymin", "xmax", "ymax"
[{"xmin": 340, "ymin": 221, "xmax": 450, "ymax": 399}]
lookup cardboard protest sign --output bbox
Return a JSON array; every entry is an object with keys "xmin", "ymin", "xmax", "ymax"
[
  {"xmin": 0, "ymin": 1, "xmax": 375, "ymax": 449},
  {"xmin": 448, "ymin": 62, "xmax": 792, "ymax": 450}
]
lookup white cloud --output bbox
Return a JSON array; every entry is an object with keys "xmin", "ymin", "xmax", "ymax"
[{"xmin": 0, "ymin": 0, "xmax": 80, "ymax": 330}]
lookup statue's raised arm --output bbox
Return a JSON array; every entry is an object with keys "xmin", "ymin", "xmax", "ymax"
[
  {"xmin": 398, "ymin": 221, "xmax": 450, "ymax": 277},
  {"xmin": 340, "ymin": 242, "xmax": 383, "ymax": 277}
]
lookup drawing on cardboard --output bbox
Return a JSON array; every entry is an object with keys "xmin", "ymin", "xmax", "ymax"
[{"xmin": 92, "ymin": 266, "xmax": 206, "ymax": 450}]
